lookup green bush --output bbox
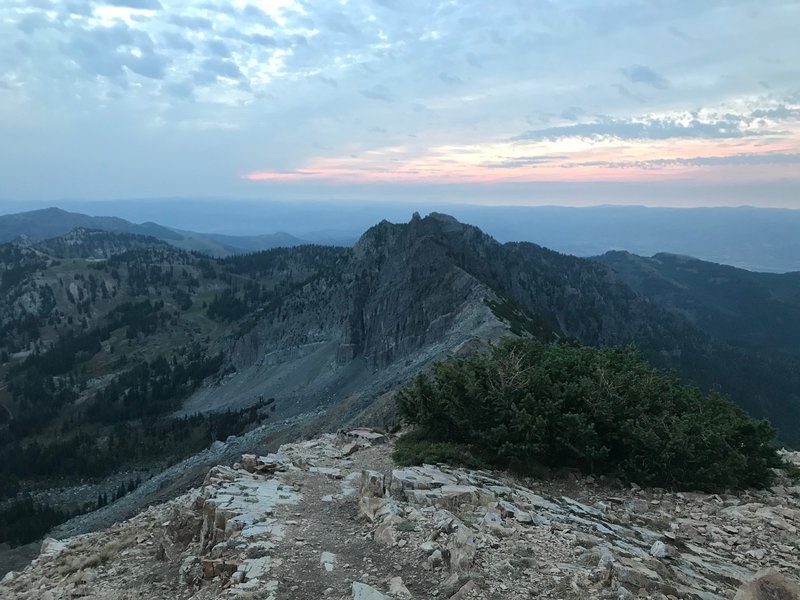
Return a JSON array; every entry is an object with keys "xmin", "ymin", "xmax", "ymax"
[{"xmin": 396, "ymin": 339, "xmax": 780, "ymax": 491}]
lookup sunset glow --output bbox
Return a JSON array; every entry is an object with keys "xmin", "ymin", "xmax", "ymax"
[{"xmin": 0, "ymin": 0, "xmax": 798, "ymax": 206}]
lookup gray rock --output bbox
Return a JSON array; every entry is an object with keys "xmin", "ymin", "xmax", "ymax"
[
  {"xmin": 447, "ymin": 526, "xmax": 477, "ymax": 574},
  {"xmin": 419, "ymin": 541, "xmax": 438, "ymax": 555},
  {"xmin": 427, "ymin": 549, "xmax": 444, "ymax": 569},
  {"xmin": 746, "ymin": 548, "xmax": 766, "ymax": 560},
  {"xmin": 388, "ymin": 576, "xmax": 412, "ymax": 598},
  {"xmin": 320, "ymin": 551, "xmax": 336, "ymax": 572},
  {"xmin": 650, "ymin": 540, "xmax": 671, "ymax": 559},
  {"xmin": 733, "ymin": 568, "xmax": 800, "ymax": 600},
  {"xmin": 360, "ymin": 470, "xmax": 386, "ymax": 498},
  {"xmin": 352, "ymin": 581, "xmax": 393, "ymax": 600}
]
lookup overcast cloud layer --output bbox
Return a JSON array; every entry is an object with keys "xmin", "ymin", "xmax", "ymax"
[{"xmin": 1, "ymin": 0, "xmax": 799, "ymax": 206}]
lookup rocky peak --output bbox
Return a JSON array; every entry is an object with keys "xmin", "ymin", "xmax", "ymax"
[
  {"xmin": 353, "ymin": 213, "xmax": 486, "ymax": 258},
  {"xmin": 341, "ymin": 213, "xmax": 506, "ymax": 368}
]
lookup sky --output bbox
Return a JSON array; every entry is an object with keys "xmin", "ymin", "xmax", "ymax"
[{"xmin": 1, "ymin": 0, "xmax": 799, "ymax": 207}]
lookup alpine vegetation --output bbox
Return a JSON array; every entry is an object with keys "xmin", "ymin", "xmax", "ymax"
[{"xmin": 396, "ymin": 339, "xmax": 781, "ymax": 491}]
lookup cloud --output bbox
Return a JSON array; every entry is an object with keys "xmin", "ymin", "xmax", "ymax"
[
  {"xmin": 1, "ymin": 0, "xmax": 799, "ymax": 204},
  {"xmin": 360, "ymin": 84, "xmax": 393, "ymax": 102},
  {"xmin": 317, "ymin": 75, "xmax": 338, "ymax": 87},
  {"xmin": 323, "ymin": 11, "xmax": 361, "ymax": 37},
  {"xmin": 513, "ymin": 113, "xmax": 770, "ymax": 141},
  {"xmin": 484, "ymin": 155, "xmax": 568, "ymax": 169},
  {"xmin": 197, "ymin": 1, "xmax": 236, "ymax": 15},
  {"xmin": 18, "ymin": 13, "xmax": 54, "ymax": 35},
  {"xmin": 168, "ymin": 15, "xmax": 213, "ymax": 31},
  {"xmin": 125, "ymin": 52, "xmax": 169, "ymax": 79},
  {"xmin": 667, "ymin": 26, "xmax": 692, "ymax": 41},
  {"xmin": 563, "ymin": 152, "xmax": 800, "ymax": 170},
  {"xmin": 559, "ymin": 106, "xmax": 584, "ymax": 120},
  {"xmin": 751, "ymin": 105, "xmax": 800, "ymax": 120},
  {"xmin": 248, "ymin": 33, "xmax": 278, "ymax": 47},
  {"xmin": 193, "ymin": 57, "xmax": 245, "ymax": 84},
  {"xmin": 241, "ymin": 4, "xmax": 277, "ymax": 27},
  {"xmin": 622, "ymin": 65, "xmax": 669, "ymax": 90},
  {"xmin": 65, "ymin": 23, "xmax": 162, "ymax": 82},
  {"xmin": 465, "ymin": 52, "xmax": 482, "ymax": 69},
  {"xmin": 161, "ymin": 31, "xmax": 194, "ymax": 52},
  {"xmin": 104, "ymin": 0, "xmax": 162, "ymax": 9},
  {"xmin": 64, "ymin": 1, "xmax": 94, "ymax": 17},
  {"xmin": 614, "ymin": 84, "xmax": 644, "ymax": 102},
  {"xmin": 206, "ymin": 39, "xmax": 231, "ymax": 58}
]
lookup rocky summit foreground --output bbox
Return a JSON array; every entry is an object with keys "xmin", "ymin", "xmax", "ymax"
[{"xmin": 1, "ymin": 433, "xmax": 799, "ymax": 600}]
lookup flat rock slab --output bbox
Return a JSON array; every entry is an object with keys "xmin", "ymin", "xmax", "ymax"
[
  {"xmin": 352, "ymin": 581, "xmax": 393, "ymax": 600},
  {"xmin": 348, "ymin": 429, "xmax": 386, "ymax": 443}
]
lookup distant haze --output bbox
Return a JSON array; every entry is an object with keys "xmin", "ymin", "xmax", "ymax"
[
  {"xmin": 0, "ymin": 1, "xmax": 799, "ymax": 206},
  {"xmin": 1, "ymin": 201, "xmax": 799, "ymax": 273}
]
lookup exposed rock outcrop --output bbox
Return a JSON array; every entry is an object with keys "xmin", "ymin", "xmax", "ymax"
[{"xmin": 2, "ymin": 433, "xmax": 799, "ymax": 599}]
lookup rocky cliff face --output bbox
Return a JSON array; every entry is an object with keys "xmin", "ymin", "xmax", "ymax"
[
  {"xmin": 212, "ymin": 210, "xmax": 685, "ymax": 415},
  {"xmin": 342, "ymin": 213, "xmax": 506, "ymax": 368},
  {"xmin": 227, "ymin": 214, "xmax": 509, "ymax": 373},
  {"xmin": 2, "ymin": 433, "xmax": 798, "ymax": 600},
  {"xmin": 192, "ymin": 214, "xmax": 512, "ymax": 417}
]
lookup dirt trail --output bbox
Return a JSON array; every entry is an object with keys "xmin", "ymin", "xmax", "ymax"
[{"xmin": 268, "ymin": 444, "xmax": 438, "ymax": 600}]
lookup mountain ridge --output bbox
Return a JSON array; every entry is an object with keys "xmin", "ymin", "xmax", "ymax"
[
  {"xmin": 1, "ymin": 212, "xmax": 799, "ymax": 558},
  {"xmin": 595, "ymin": 250, "xmax": 800, "ymax": 356}
]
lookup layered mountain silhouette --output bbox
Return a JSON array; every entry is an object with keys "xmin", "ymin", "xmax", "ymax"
[{"xmin": 0, "ymin": 207, "xmax": 306, "ymax": 256}]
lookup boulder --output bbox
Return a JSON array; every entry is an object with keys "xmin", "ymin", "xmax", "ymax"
[
  {"xmin": 359, "ymin": 496, "xmax": 388, "ymax": 522},
  {"xmin": 160, "ymin": 506, "xmax": 202, "ymax": 560},
  {"xmin": 388, "ymin": 576, "xmax": 412, "ymax": 598},
  {"xmin": 649, "ymin": 540, "xmax": 675, "ymax": 559},
  {"xmin": 360, "ymin": 470, "xmax": 386, "ymax": 498},
  {"xmin": 239, "ymin": 453, "xmax": 286, "ymax": 475},
  {"xmin": 374, "ymin": 516, "xmax": 403, "ymax": 546},
  {"xmin": 447, "ymin": 526, "xmax": 477, "ymax": 574}
]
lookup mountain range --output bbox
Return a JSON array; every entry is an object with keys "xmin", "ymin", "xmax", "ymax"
[
  {"xmin": 0, "ymin": 211, "xmax": 798, "ymax": 555},
  {"xmin": 0, "ymin": 207, "xmax": 308, "ymax": 257},
  {"xmin": 4, "ymin": 201, "xmax": 800, "ymax": 272}
]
